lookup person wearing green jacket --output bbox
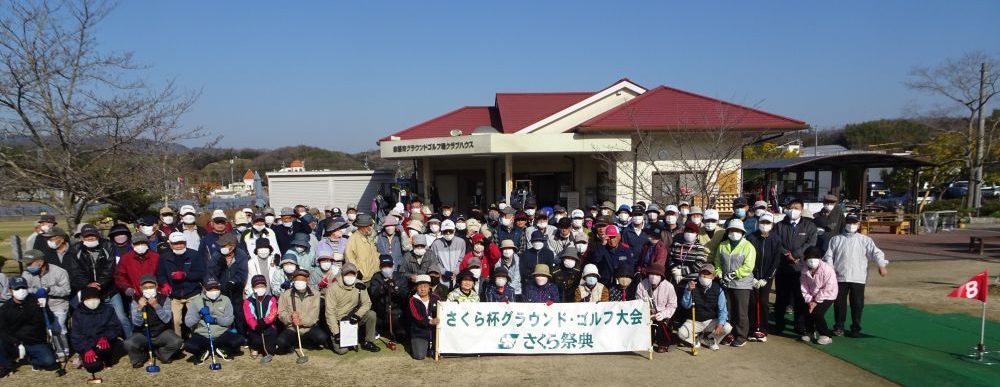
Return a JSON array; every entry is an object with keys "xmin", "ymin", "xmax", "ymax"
[
  {"xmin": 714, "ymin": 218, "xmax": 756, "ymax": 348},
  {"xmin": 183, "ymin": 277, "xmax": 240, "ymax": 363}
]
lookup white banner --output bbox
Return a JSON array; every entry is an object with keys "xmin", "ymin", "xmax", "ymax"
[{"xmin": 437, "ymin": 300, "xmax": 651, "ymax": 354}]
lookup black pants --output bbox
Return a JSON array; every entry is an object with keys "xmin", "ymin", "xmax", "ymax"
[
  {"xmin": 246, "ymin": 329, "xmax": 278, "ymax": 355},
  {"xmin": 275, "ymin": 326, "xmax": 331, "ymax": 354},
  {"xmin": 749, "ymin": 278, "xmax": 773, "ymax": 334},
  {"xmin": 651, "ymin": 320, "xmax": 672, "ymax": 347},
  {"xmin": 834, "ymin": 282, "xmax": 865, "ymax": 333},
  {"xmin": 185, "ymin": 332, "xmax": 241, "ymax": 356},
  {"xmin": 773, "ymin": 271, "xmax": 806, "ymax": 334},
  {"xmin": 805, "ymin": 300, "xmax": 834, "ymax": 337}
]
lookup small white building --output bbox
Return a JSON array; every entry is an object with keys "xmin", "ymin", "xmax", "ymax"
[{"xmin": 266, "ymin": 170, "xmax": 395, "ymax": 211}]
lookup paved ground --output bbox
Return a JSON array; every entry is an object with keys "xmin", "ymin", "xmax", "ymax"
[{"xmin": 6, "ymin": 223, "xmax": 1000, "ymax": 386}]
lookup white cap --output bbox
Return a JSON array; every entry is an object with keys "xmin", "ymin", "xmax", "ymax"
[
  {"xmin": 704, "ymin": 209, "xmax": 720, "ymax": 221},
  {"xmin": 168, "ymin": 232, "xmax": 186, "ymax": 243},
  {"xmin": 241, "ymin": 208, "xmax": 252, "ymax": 213},
  {"xmin": 582, "ymin": 263, "xmax": 600, "ymax": 278},
  {"xmin": 441, "ymin": 219, "xmax": 456, "ymax": 231},
  {"xmin": 727, "ymin": 219, "xmax": 746, "ymax": 233},
  {"xmin": 664, "ymin": 205, "xmax": 679, "ymax": 214},
  {"xmin": 759, "ymin": 212, "xmax": 774, "ymax": 223},
  {"xmin": 211, "ymin": 209, "xmax": 227, "ymax": 220},
  {"xmin": 179, "ymin": 205, "xmax": 196, "ymax": 215},
  {"xmin": 571, "ymin": 209, "xmax": 585, "ymax": 219}
]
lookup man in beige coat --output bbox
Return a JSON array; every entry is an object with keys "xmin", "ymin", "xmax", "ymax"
[
  {"xmin": 324, "ymin": 262, "xmax": 380, "ymax": 354},
  {"xmin": 346, "ymin": 214, "xmax": 380, "ymax": 284},
  {"xmin": 276, "ymin": 269, "xmax": 330, "ymax": 354}
]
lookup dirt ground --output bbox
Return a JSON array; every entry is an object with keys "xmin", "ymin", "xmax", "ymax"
[{"xmin": 6, "ymin": 226, "xmax": 1000, "ymax": 386}]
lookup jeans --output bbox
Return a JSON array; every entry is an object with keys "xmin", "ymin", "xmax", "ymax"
[
  {"xmin": 0, "ymin": 340, "xmax": 56, "ymax": 370},
  {"xmin": 834, "ymin": 282, "xmax": 866, "ymax": 333},
  {"xmin": 106, "ymin": 293, "xmax": 132, "ymax": 337},
  {"xmin": 410, "ymin": 337, "xmax": 430, "ymax": 360}
]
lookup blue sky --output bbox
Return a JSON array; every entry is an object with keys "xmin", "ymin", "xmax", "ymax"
[{"xmin": 97, "ymin": 0, "xmax": 1000, "ymax": 151}]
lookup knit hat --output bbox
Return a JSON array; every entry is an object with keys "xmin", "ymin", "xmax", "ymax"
[
  {"xmin": 467, "ymin": 257, "xmax": 482, "ymax": 268},
  {"xmin": 559, "ymin": 246, "xmax": 579, "ymax": 259},
  {"xmin": 255, "ymin": 237, "xmax": 273, "ymax": 252},
  {"xmin": 804, "ymin": 246, "xmax": 823, "ymax": 259},
  {"xmin": 492, "ymin": 266, "xmax": 511, "ymax": 279},
  {"xmin": 582, "ymin": 264, "xmax": 599, "ymax": 278},
  {"xmin": 646, "ymin": 263, "xmax": 666, "ymax": 277},
  {"xmin": 683, "ymin": 223, "xmax": 700, "ymax": 234},
  {"xmin": 557, "ymin": 218, "xmax": 572, "ymax": 229},
  {"xmin": 427, "ymin": 262, "xmax": 444, "ymax": 275},
  {"xmin": 108, "ymin": 224, "xmax": 130, "ymax": 238},
  {"xmin": 530, "ymin": 230, "xmax": 546, "ymax": 242},
  {"xmin": 341, "ymin": 262, "xmax": 359, "ymax": 275},
  {"xmin": 604, "ymin": 225, "xmax": 620, "ymax": 237},
  {"xmin": 81, "ymin": 286, "xmax": 101, "ymax": 300},
  {"xmin": 251, "ymin": 274, "xmax": 268, "ymax": 287}
]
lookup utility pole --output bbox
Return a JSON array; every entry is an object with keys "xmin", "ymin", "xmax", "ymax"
[{"xmin": 973, "ymin": 62, "xmax": 988, "ymax": 212}]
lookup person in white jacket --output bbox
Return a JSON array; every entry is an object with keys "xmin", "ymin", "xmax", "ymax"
[
  {"xmin": 245, "ymin": 237, "xmax": 281, "ymax": 298},
  {"xmin": 822, "ymin": 214, "xmax": 888, "ymax": 337},
  {"xmin": 242, "ymin": 213, "xmax": 280, "ymax": 262}
]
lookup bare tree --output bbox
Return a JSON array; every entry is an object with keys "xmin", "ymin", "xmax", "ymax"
[
  {"xmin": 0, "ymin": 0, "xmax": 203, "ymax": 227},
  {"xmin": 593, "ymin": 101, "xmax": 776, "ymax": 208},
  {"xmin": 907, "ymin": 52, "xmax": 1000, "ymax": 209}
]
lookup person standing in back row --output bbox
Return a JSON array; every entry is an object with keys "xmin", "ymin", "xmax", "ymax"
[
  {"xmin": 823, "ymin": 214, "xmax": 888, "ymax": 337},
  {"xmin": 773, "ymin": 199, "xmax": 816, "ymax": 337}
]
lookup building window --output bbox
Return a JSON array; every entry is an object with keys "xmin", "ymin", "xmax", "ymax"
[
  {"xmin": 652, "ymin": 171, "xmax": 704, "ymax": 205},
  {"xmin": 597, "ymin": 172, "xmax": 614, "ymax": 204}
]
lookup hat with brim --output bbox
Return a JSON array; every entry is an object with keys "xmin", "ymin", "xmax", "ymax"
[
  {"xmin": 354, "ymin": 213, "xmax": 375, "ymax": 227},
  {"xmin": 42, "ymin": 226, "xmax": 68, "ymax": 239},
  {"xmin": 139, "ymin": 274, "xmax": 158, "ymax": 286},
  {"xmin": 500, "ymin": 239, "xmax": 516, "ymax": 250},
  {"xmin": 326, "ymin": 218, "xmax": 349, "ymax": 233},
  {"xmin": 457, "ymin": 270, "xmax": 476, "ymax": 283},
  {"xmin": 492, "ymin": 266, "xmax": 511, "ymax": 280},
  {"xmin": 414, "ymin": 274, "xmax": 432, "ymax": 285},
  {"xmin": 531, "ymin": 264, "xmax": 551, "ymax": 278},
  {"xmin": 646, "ymin": 263, "xmax": 666, "ymax": 277}
]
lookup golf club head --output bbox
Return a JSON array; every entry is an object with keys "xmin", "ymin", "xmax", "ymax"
[
  {"xmin": 386, "ymin": 342, "xmax": 397, "ymax": 351},
  {"xmin": 55, "ymin": 369, "xmax": 67, "ymax": 377},
  {"xmin": 295, "ymin": 355, "xmax": 309, "ymax": 364},
  {"xmin": 209, "ymin": 362, "xmax": 222, "ymax": 371},
  {"xmin": 87, "ymin": 376, "xmax": 103, "ymax": 384},
  {"xmin": 146, "ymin": 364, "xmax": 161, "ymax": 373}
]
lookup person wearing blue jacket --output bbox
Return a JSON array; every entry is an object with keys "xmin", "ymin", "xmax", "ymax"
[
  {"xmin": 518, "ymin": 231, "xmax": 555, "ymax": 289},
  {"xmin": 678, "ymin": 264, "xmax": 731, "ymax": 351},
  {"xmin": 589, "ymin": 225, "xmax": 636, "ymax": 287},
  {"xmin": 70, "ymin": 287, "xmax": 122, "ymax": 374},
  {"xmin": 212, "ymin": 233, "xmax": 248, "ymax": 335},
  {"xmin": 156, "ymin": 232, "xmax": 207, "ymax": 337}
]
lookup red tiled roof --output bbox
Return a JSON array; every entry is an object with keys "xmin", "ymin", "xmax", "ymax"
[
  {"xmin": 290, "ymin": 160, "xmax": 304, "ymax": 168},
  {"xmin": 381, "ymin": 106, "xmax": 498, "ymax": 141},
  {"xmin": 578, "ymin": 86, "xmax": 808, "ymax": 132},
  {"xmin": 494, "ymin": 92, "xmax": 594, "ymax": 132},
  {"xmin": 242, "ymin": 169, "xmax": 254, "ymax": 180}
]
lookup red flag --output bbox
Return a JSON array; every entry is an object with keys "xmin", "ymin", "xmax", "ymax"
[{"xmin": 947, "ymin": 270, "xmax": 989, "ymax": 303}]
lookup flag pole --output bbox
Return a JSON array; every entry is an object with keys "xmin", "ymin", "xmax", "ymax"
[{"xmin": 979, "ymin": 300, "xmax": 987, "ymax": 360}]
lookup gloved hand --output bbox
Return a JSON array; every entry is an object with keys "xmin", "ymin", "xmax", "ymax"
[
  {"xmin": 124, "ymin": 287, "xmax": 135, "ymax": 298},
  {"xmin": 96, "ymin": 337, "xmax": 109, "ymax": 350},
  {"xmin": 349, "ymin": 314, "xmax": 360, "ymax": 325},
  {"xmin": 35, "ymin": 288, "xmax": 48, "ymax": 298},
  {"xmin": 318, "ymin": 277, "xmax": 329, "ymax": 289},
  {"xmin": 545, "ymin": 300, "xmax": 554, "ymax": 306},
  {"xmin": 171, "ymin": 271, "xmax": 186, "ymax": 281},
  {"xmin": 83, "ymin": 349, "xmax": 97, "ymax": 364},
  {"xmin": 444, "ymin": 271, "xmax": 454, "ymax": 282},
  {"xmin": 751, "ymin": 279, "xmax": 762, "ymax": 289},
  {"xmin": 281, "ymin": 281, "xmax": 291, "ymax": 290},
  {"xmin": 200, "ymin": 306, "xmax": 216, "ymax": 324},
  {"xmin": 159, "ymin": 283, "xmax": 172, "ymax": 296},
  {"xmin": 17, "ymin": 344, "xmax": 25, "ymax": 360},
  {"xmin": 725, "ymin": 272, "xmax": 737, "ymax": 282}
]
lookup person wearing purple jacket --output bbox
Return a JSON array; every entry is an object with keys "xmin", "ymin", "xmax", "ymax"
[{"xmin": 800, "ymin": 246, "xmax": 838, "ymax": 345}]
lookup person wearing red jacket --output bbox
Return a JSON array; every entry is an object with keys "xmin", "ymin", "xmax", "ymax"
[
  {"xmin": 459, "ymin": 233, "xmax": 500, "ymax": 279},
  {"xmin": 114, "ymin": 232, "xmax": 160, "ymax": 301},
  {"xmin": 636, "ymin": 225, "xmax": 669, "ymax": 276}
]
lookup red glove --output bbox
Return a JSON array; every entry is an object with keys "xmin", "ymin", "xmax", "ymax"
[
  {"xmin": 317, "ymin": 277, "xmax": 329, "ymax": 289},
  {"xmin": 545, "ymin": 300, "xmax": 554, "ymax": 306},
  {"xmin": 171, "ymin": 271, "xmax": 186, "ymax": 280},
  {"xmin": 84, "ymin": 350, "xmax": 97, "ymax": 363},
  {"xmin": 96, "ymin": 337, "xmax": 109, "ymax": 350},
  {"xmin": 159, "ymin": 283, "xmax": 172, "ymax": 296}
]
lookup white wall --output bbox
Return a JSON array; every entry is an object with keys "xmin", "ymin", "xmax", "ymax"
[{"xmin": 267, "ymin": 171, "xmax": 395, "ymax": 212}]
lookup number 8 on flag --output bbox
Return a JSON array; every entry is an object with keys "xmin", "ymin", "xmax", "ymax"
[{"xmin": 947, "ymin": 270, "xmax": 988, "ymax": 303}]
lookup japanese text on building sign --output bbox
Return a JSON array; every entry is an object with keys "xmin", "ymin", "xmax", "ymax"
[
  {"xmin": 436, "ymin": 300, "xmax": 651, "ymax": 355},
  {"xmin": 391, "ymin": 141, "xmax": 475, "ymax": 153}
]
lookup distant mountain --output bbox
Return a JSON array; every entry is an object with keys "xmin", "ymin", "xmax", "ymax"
[{"xmin": 188, "ymin": 145, "xmax": 412, "ymax": 184}]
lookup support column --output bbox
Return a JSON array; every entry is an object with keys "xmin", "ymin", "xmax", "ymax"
[
  {"xmin": 422, "ymin": 158, "xmax": 432, "ymax": 202},
  {"xmin": 504, "ymin": 154, "xmax": 513, "ymax": 203}
]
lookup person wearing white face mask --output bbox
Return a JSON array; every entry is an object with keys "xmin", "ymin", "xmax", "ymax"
[
  {"xmin": 679, "ymin": 264, "xmax": 732, "ymax": 351},
  {"xmin": 668, "ymin": 223, "xmax": 710, "ymax": 286},
  {"xmin": 745, "ymin": 212, "xmax": 782, "ymax": 342},
  {"xmin": 21, "ymin": 249, "xmax": 71, "ymax": 349},
  {"xmin": 800, "ymin": 247, "xmax": 839, "ymax": 345},
  {"xmin": 483, "ymin": 266, "xmax": 516, "ymax": 303},
  {"xmin": 677, "ymin": 201, "xmax": 692, "ymax": 224},
  {"xmin": 324, "ymin": 262, "xmax": 381, "ymax": 354},
  {"xmin": 272, "ymin": 207, "xmax": 308, "ymax": 255},
  {"xmin": 178, "ymin": 205, "xmax": 204, "ymax": 252},
  {"xmin": 212, "ymin": 233, "xmax": 249, "ymax": 336},
  {"xmin": 184, "ymin": 277, "xmax": 240, "ymax": 361},
  {"xmin": 123, "ymin": 275, "xmax": 183, "ymax": 368},
  {"xmin": 527, "ymin": 212, "xmax": 556, "ymax": 242},
  {"xmin": 428, "ymin": 219, "xmax": 466, "ymax": 288},
  {"xmin": 114, "ymin": 233, "xmax": 160, "ymax": 309},
  {"xmin": 245, "ymin": 237, "xmax": 278, "ymax": 301},
  {"xmin": 72, "ymin": 224, "xmax": 133, "ymax": 338},
  {"xmin": 713, "ymin": 218, "xmax": 756, "ymax": 347},
  {"xmin": 615, "ymin": 204, "xmax": 632, "ymax": 229},
  {"xmin": 28, "ymin": 214, "xmax": 58, "ymax": 254},
  {"xmin": 271, "ymin": 253, "xmax": 300, "ymax": 296},
  {"xmin": 399, "ymin": 234, "xmax": 436, "ymax": 286},
  {"xmin": 39, "ymin": 226, "xmax": 73, "ymax": 269},
  {"xmin": 157, "ymin": 231, "xmax": 207, "ymax": 337},
  {"xmin": 519, "ymin": 231, "xmax": 555, "ymax": 290},
  {"xmin": 637, "ymin": 263, "xmax": 677, "ymax": 353},
  {"xmin": 157, "ymin": 206, "xmax": 178, "ymax": 236},
  {"xmin": 460, "ymin": 233, "xmax": 498, "ymax": 281},
  {"xmin": 698, "ymin": 209, "xmax": 726, "ymax": 256},
  {"xmin": 622, "ymin": 208, "xmax": 650, "ymax": 258},
  {"xmin": 376, "ymin": 215, "xmax": 409, "ymax": 267},
  {"xmin": 552, "ymin": 246, "xmax": 583, "ymax": 302},
  {"xmin": 495, "ymin": 240, "xmax": 523, "ymax": 298},
  {"xmin": 369, "ymin": 255, "xmax": 408, "ymax": 341},
  {"xmin": 70, "ymin": 286, "xmax": 122, "ymax": 375},
  {"xmin": 0, "ymin": 276, "xmax": 59, "ymax": 374},
  {"xmin": 644, "ymin": 204, "xmax": 664, "ymax": 228},
  {"xmin": 822, "ymin": 213, "xmax": 888, "ymax": 338},
  {"xmin": 523, "ymin": 264, "xmax": 560, "ymax": 304},
  {"xmin": 244, "ymin": 274, "xmax": 280, "ymax": 362},
  {"xmin": 773, "ymin": 198, "xmax": 817, "ymax": 337},
  {"xmin": 814, "ymin": 194, "xmax": 845, "ymax": 235},
  {"xmin": 276, "ymin": 269, "xmax": 329, "ymax": 355},
  {"xmin": 346, "ymin": 214, "xmax": 381, "ymax": 285},
  {"xmin": 575, "ymin": 263, "xmax": 609, "ymax": 303},
  {"xmin": 344, "ymin": 204, "xmax": 360, "ymax": 237},
  {"xmin": 286, "ymin": 233, "xmax": 316, "ymax": 278}
]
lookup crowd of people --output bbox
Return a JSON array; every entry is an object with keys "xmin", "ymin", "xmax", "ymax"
[{"xmin": 0, "ymin": 194, "xmax": 890, "ymax": 377}]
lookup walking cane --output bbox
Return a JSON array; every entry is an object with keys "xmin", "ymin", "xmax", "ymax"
[
  {"xmin": 434, "ymin": 302, "xmax": 441, "ymax": 361},
  {"xmin": 384, "ymin": 293, "xmax": 398, "ymax": 351}
]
